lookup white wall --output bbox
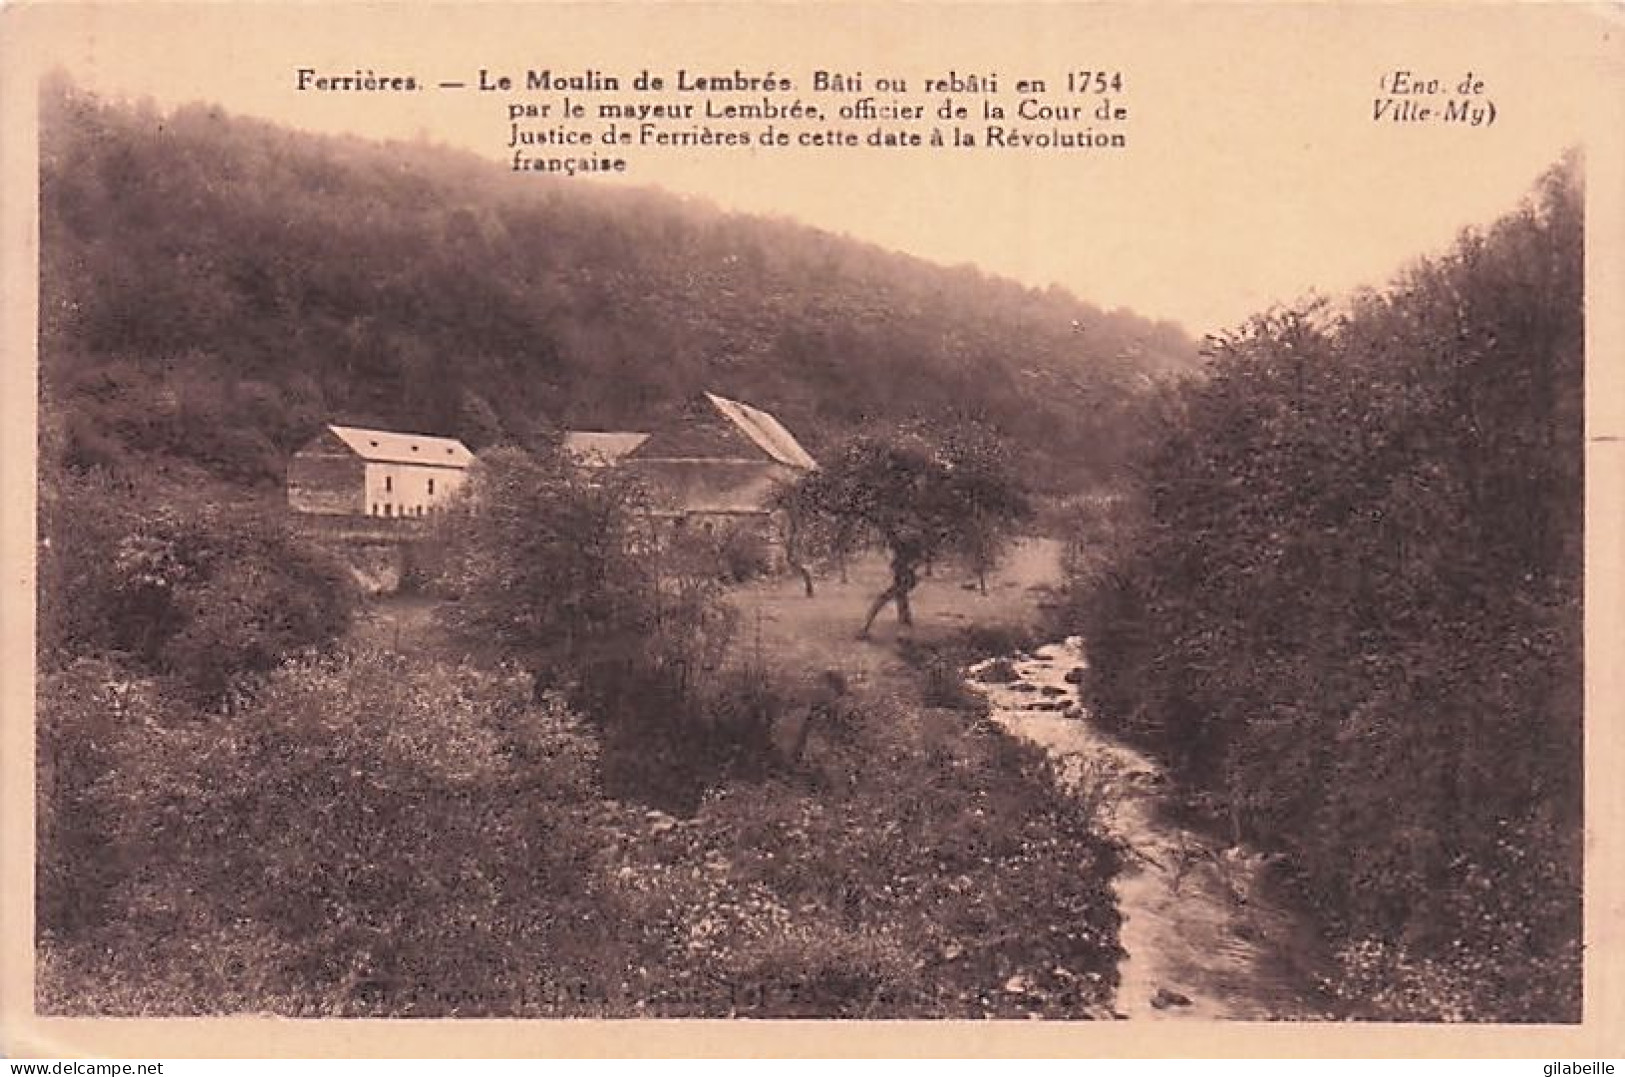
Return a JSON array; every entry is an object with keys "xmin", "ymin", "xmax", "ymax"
[{"xmin": 362, "ymin": 463, "xmax": 467, "ymax": 518}]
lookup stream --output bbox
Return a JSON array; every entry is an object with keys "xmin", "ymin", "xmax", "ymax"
[{"xmin": 970, "ymin": 638, "xmax": 1332, "ymax": 1020}]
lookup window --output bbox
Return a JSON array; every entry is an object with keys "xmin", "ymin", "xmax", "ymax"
[
  {"xmin": 385, "ymin": 475, "xmax": 393, "ymax": 493},
  {"xmin": 428, "ymin": 477, "xmax": 436, "ymax": 495},
  {"xmin": 385, "ymin": 503, "xmax": 393, "ymax": 517}
]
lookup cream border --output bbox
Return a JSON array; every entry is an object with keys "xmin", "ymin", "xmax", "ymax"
[{"xmin": 2, "ymin": 1, "xmax": 1621, "ymax": 1058}]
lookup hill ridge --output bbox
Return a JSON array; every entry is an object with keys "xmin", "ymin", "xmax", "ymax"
[{"xmin": 39, "ymin": 81, "xmax": 1200, "ymax": 493}]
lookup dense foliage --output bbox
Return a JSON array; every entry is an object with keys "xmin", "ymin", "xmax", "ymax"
[
  {"xmin": 434, "ymin": 447, "xmax": 779, "ymax": 809},
  {"xmin": 38, "ymin": 628, "xmax": 1122, "ymax": 1018},
  {"xmin": 434, "ymin": 447, "xmax": 677, "ymax": 686},
  {"xmin": 37, "ymin": 651, "xmax": 616, "ymax": 1014},
  {"xmin": 39, "ymin": 79, "xmax": 1196, "ymax": 494},
  {"xmin": 1074, "ymin": 157, "xmax": 1584, "ymax": 1021},
  {"xmin": 37, "ymin": 471, "xmax": 355, "ymax": 703}
]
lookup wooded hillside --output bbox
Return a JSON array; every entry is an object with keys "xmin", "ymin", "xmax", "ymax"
[
  {"xmin": 39, "ymin": 80, "xmax": 1197, "ymax": 493},
  {"xmin": 1072, "ymin": 155, "xmax": 1584, "ymax": 1021}
]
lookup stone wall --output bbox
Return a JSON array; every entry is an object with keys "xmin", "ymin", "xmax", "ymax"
[{"xmin": 287, "ymin": 451, "xmax": 365, "ymax": 515}]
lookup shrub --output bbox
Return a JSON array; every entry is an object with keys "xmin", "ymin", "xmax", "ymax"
[
  {"xmin": 976, "ymin": 657, "xmax": 1020, "ymax": 684},
  {"xmin": 601, "ymin": 694, "xmax": 1123, "ymax": 1018},
  {"xmin": 38, "ymin": 472, "xmax": 356, "ymax": 702},
  {"xmin": 896, "ymin": 637, "xmax": 997, "ymax": 715},
  {"xmin": 956, "ymin": 622, "xmax": 1043, "ymax": 662},
  {"xmin": 37, "ymin": 649, "xmax": 615, "ymax": 1015},
  {"xmin": 919, "ymin": 654, "xmax": 991, "ymax": 715},
  {"xmin": 693, "ymin": 522, "xmax": 775, "ymax": 584},
  {"xmin": 37, "ymin": 472, "xmax": 123, "ymax": 666},
  {"xmin": 438, "ymin": 448, "xmax": 768, "ymax": 810}
]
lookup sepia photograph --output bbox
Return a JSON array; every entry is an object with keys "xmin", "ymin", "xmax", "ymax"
[{"xmin": 2, "ymin": 0, "xmax": 1622, "ymax": 1058}]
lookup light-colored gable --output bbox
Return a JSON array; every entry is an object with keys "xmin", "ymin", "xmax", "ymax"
[
  {"xmin": 327, "ymin": 424, "xmax": 474, "ymax": 468},
  {"xmin": 563, "ymin": 431, "xmax": 651, "ymax": 466}
]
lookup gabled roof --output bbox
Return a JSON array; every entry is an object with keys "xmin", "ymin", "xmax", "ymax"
[
  {"xmin": 327, "ymin": 424, "xmax": 474, "ymax": 467},
  {"xmin": 562, "ymin": 431, "xmax": 652, "ymax": 467},
  {"xmin": 701, "ymin": 392, "xmax": 817, "ymax": 470}
]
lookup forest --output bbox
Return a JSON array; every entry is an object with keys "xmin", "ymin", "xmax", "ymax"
[
  {"xmin": 37, "ymin": 77, "xmax": 1196, "ymax": 496},
  {"xmin": 1066, "ymin": 154, "xmax": 1584, "ymax": 1021}
]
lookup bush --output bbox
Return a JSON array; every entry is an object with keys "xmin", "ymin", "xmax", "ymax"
[
  {"xmin": 38, "ymin": 472, "xmax": 356, "ymax": 702},
  {"xmin": 37, "ymin": 649, "xmax": 614, "ymax": 1015},
  {"xmin": 605, "ymin": 697, "xmax": 1122, "ymax": 1018},
  {"xmin": 36, "ymin": 470, "xmax": 130, "ymax": 668},
  {"xmin": 955, "ymin": 622, "xmax": 1043, "ymax": 662},
  {"xmin": 706, "ymin": 523, "xmax": 775, "ymax": 583},
  {"xmin": 914, "ymin": 652, "xmax": 991, "ymax": 715},
  {"xmin": 438, "ymin": 448, "xmax": 772, "ymax": 810}
]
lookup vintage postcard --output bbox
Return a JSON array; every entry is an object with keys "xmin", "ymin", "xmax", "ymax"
[{"xmin": 1, "ymin": 0, "xmax": 1622, "ymax": 1059}]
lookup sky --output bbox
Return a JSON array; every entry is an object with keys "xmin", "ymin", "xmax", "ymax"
[{"xmin": 17, "ymin": 2, "xmax": 1618, "ymax": 338}]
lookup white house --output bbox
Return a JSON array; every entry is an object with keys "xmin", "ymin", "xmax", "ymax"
[{"xmin": 287, "ymin": 423, "xmax": 474, "ymax": 519}]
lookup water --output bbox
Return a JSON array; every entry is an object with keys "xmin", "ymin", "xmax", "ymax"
[{"xmin": 971, "ymin": 639, "xmax": 1332, "ymax": 1020}]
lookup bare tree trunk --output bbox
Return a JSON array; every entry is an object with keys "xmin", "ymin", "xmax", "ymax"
[
  {"xmin": 859, "ymin": 584, "xmax": 900, "ymax": 637},
  {"xmin": 792, "ymin": 560, "xmax": 815, "ymax": 597},
  {"xmin": 859, "ymin": 557, "xmax": 919, "ymax": 636},
  {"xmin": 780, "ymin": 512, "xmax": 816, "ymax": 596}
]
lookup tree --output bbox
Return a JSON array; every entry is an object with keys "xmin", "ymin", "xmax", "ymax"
[
  {"xmin": 435, "ymin": 446, "xmax": 751, "ymax": 809},
  {"xmin": 435, "ymin": 445, "xmax": 655, "ymax": 694},
  {"xmin": 768, "ymin": 478, "xmax": 861, "ymax": 597},
  {"xmin": 790, "ymin": 426, "xmax": 1032, "ymax": 636},
  {"xmin": 436, "ymin": 445, "xmax": 741, "ymax": 706},
  {"xmin": 939, "ymin": 422, "xmax": 1031, "ymax": 593}
]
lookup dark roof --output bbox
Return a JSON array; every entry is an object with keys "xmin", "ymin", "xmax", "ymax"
[{"xmin": 568, "ymin": 393, "xmax": 817, "ymax": 472}]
